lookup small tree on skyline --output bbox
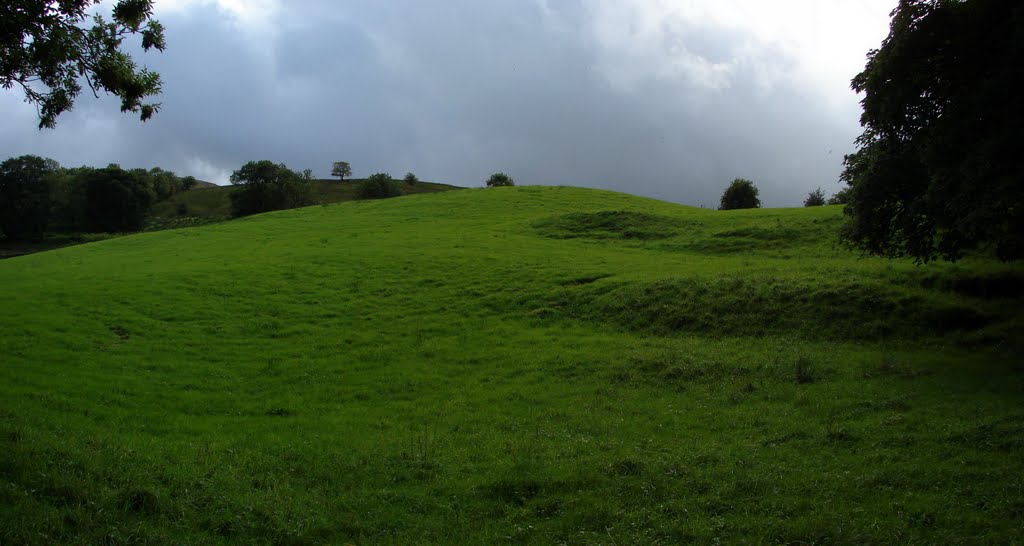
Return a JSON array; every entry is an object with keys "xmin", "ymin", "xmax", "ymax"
[
  {"xmin": 486, "ymin": 172, "xmax": 514, "ymax": 187},
  {"xmin": 331, "ymin": 161, "xmax": 352, "ymax": 180},
  {"xmin": 804, "ymin": 187, "xmax": 826, "ymax": 207},
  {"xmin": 404, "ymin": 172, "xmax": 418, "ymax": 185},
  {"xmin": 719, "ymin": 178, "xmax": 760, "ymax": 210}
]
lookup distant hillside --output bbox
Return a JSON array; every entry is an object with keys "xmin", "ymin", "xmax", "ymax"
[{"xmin": 148, "ymin": 178, "xmax": 462, "ymax": 227}]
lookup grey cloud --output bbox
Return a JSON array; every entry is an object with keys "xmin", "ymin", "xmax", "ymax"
[{"xmin": 0, "ymin": 0, "xmax": 865, "ymax": 207}]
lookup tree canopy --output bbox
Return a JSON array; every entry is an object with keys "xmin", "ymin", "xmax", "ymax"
[
  {"xmin": 331, "ymin": 162, "xmax": 352, "ymax": 180},
  {"xmin": 0, "ymin": 0, "xmax": 165, "ymax": 129},
  {"xmin": 0, "ymin": 155, "xmax": 59, "ymax": 240},
  {"xmin": 840, "ymin": 0, "xmax": 1023, "ymax": 262},
  {"xmin": 486, "ymin": 172, "xmax": 514, "ymax": 187},
  {"xmin": 357, "ymin": 173, "xmax": 401, "ymax": 199},
  {"xmin": 718, "ymin": 179, "xmax": 760, "ymax": 210},
  {"xmin": 229, "ymin": 161, "xmax": 313, "ymax": 217},
  {"xmin": 804, "ymin": 188, "xmax": 826, "ymax": 207}
]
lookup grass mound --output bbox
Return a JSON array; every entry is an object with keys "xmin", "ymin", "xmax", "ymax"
[
  {"xmin": 534, "ymin": 210, "xmax": 689, "ymax": 240},
  {"xmin": 526, "ymin": 274, "xmax": 999, "ymax": 340},
  {"xmin": 1, "ymin": 185, "xmax": 1022, "ymax": 543}
]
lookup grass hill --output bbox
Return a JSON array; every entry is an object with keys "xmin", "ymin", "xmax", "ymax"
[
  {"xmin": 148, "ymin": 178, "xmax": 461, "ymax": 229},
  {"xmin": 1, "ymin": 186, "xmax": 1022, "ymax": 544}
]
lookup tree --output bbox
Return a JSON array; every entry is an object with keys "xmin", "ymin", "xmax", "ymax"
[
  {"xmin": 404, "ymin": 172, "xmax": 418, "ymax": 185},
  {"xmin": 804, "ymin": 187, "xmax": 826, "ymax": 207},
  {"xmin": 486, "ymin": 172, "xmax": 514, "ymax": 187},
  {"xmin": 840, "ymin": 0, "xmax": 1024, "ymax": 262},
  {"xmin": 357, "ymin": 173, "xmax": 401, "ymax": 199},
  {"xmin": 718, "ymin": 178, "xmax": 760, "ymax": 210},
  {"xmin": 331, "ymin": 161, "xmax": 352, "ymax": 180},
  {"xmin": 1, "ymin": 0, "xmax": 166, "ymax": 129},
  {"xmin": 0, "ymin": 155, "xmax": 60, "ymax": 240},
  {"xmin": 83, "ymin": 165, "xmax": 156, "ymax": 232},
  {"xmin": 827, "ymin": 187, "xmax": 851, "ymax": 206},
  {"xmin": 229, "ymin": 160, "xmax": 313, "ymax": 217}
]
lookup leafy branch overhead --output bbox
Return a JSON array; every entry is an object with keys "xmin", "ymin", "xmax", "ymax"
[{"xmin": 0, "ymin": 0, "xmax": 166, "ymax": 129}]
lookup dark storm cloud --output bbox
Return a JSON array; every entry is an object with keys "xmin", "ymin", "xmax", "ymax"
[{"xmin": 0, "ymin": 0, "xmax": 878, "ymax": 206}]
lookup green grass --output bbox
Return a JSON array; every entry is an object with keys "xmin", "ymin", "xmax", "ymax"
[
  {"xmin": 148, "ymin": 178, "xmax": 461, "ymax": 228},
  {"xmin": 1, "ymin": 186, "xmax": 1022, "ymax": 544}
]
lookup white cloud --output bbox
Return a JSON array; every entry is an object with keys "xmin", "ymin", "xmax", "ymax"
[
  {"xmin": 154, "ymin": 0, "xmax": 279, "ymax": 30},
  {"xmin": 579, "ymin": 0, "xmax": 893, "ymax": 103},
  {"xmin": 184, "ymin": 155, "xmax": 232, "ymax": 185}
]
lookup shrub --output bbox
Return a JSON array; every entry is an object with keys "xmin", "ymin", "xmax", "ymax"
[
  {"xmin": 486, "ymin": 172, "xmax": 514, "ymax": 187},
  {"xmin": 404, "ymin": 172, "xmax": 418, "ymax": 185},
  {"xmin": 804, "ymin": 187, "xmax": 826, "ymax": 207},
  {"xmin": 828, "ymin": 187, "xmax": 851, "ymax": 205},
  {"xmin": 357, "ymin": 173, "xmax": 401, "ymax": 199},
  {"xmin": 228, "ymin": 160, "xmax": 313, "ymax": 217},
  {"xmin": 719, "ymin": 178, "xmax": 760, "ymax": 210}
]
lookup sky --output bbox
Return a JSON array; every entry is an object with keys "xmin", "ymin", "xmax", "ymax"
[{"xmin": 0, "ymin": 0, "xmax": 895, "ymax": 207}]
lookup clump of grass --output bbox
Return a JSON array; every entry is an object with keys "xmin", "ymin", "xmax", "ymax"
[
  {"xmin": 795, "ymin": 356, "xmax": 815, "ymax": 384},
  {"xmin": 120, "ymin": 489, "xmax": 160, "ymax": 515}
]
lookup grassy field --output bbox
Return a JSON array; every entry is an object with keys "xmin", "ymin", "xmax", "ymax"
[{"xmin": 1, "ymin": 186, "xmax": 1022, "ymax": 544}]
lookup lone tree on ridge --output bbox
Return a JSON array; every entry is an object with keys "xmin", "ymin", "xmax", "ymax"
[
  {"xmin": 804, "ymin": 188, "xmax": 826, "ymax": 207},
  {"xmin": 486, "ymin": 172, "xmax": 514, "ymax": 187},
  {"xmin": 719, "ymin": 178, "xmax": 760, "ymax": 210},
  {"xmin": 331, "ymin": 161, "xmax": 352, "ymax": 180}
]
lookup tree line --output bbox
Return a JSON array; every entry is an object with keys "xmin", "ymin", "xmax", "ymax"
[{"xmin": 0, "ymin": 155, "xmax": 197, "ymax": 241}]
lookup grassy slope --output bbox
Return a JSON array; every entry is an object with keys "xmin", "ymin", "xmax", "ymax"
[
  {"xmin": 1, "ymin": 186, "xmax": 1022, "ymax": 544},
  {"xmin": 149, "ymin": 179, "xmax": 461, "ymax": 226}
]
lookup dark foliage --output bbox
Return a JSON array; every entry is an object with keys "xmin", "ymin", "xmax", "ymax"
[
  {"xmin": 0, "ymin": 155, "xmax": 201, "ymax": 236},
  {"xmin": 827, "ymin": 187, "xmax": 851, "ymax": 206},
  {"xmin": 0, "ymin": 155, "xmax": 59, "ymax": 240},
  {"xmin": 804, "ymin": 188, "xmax": 826, "ymax": 207},
  {"xmin": 486, "ymin": 172, "xmax": 515, "ymax": 187},
  {"xmin": 0, "ymin": 0, "xmax": 166, "ymax": 128},
  {"xmin": 84, "ymin": 165, "xmax": 156, "ymax": 232},
  {"xmin": 357, "ymin": 173, "xmax": 401, "ymax": 199},
  {"xmin": 840, "ymin": 0, "xmax": 1024, "ymax": 262},
  {"xmin": 229, "ymin": 160, "xmax": 313, "ymax": 217},
  {"xmin": 404, "ymin": 172, "xmax": 418, "ymax": 185},
  {"xmin": 719, "ymin": 179, "xmax": 761, "ymax": 210}
]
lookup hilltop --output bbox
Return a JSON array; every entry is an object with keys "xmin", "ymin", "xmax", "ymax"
[
  {"xmin": 148, "ymin": 178, "xmax": 462, "ymax": 228},
  {"xmin": 0, "ymin": 186, "xmax": 1021, "ymax": 544}
]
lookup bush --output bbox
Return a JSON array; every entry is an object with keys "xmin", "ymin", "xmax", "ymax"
[
  {"xmin": 719, "ymin": 178, "xmax": 760, "ymax": 210},
  {"xmin": 827, "ymin": 187, "xmax": 850, "ymax": 205},
  {"xmin": 404, "ymin": 172, "xmax": 418, "ymax": 185},
  {"xmin": 229, "ymin": 160, "xmax": 313, "ymax": 217},
  {"xmin": 358, "ymin": 173, "xmax": 401, "ymax": 199},
  {"xmin": 804, "ymin": 187, "xmax": 826, "ymax": 207},
  {"xmin": 486, "ymin": 172, "xmax": 514, "ymax": 187}
]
